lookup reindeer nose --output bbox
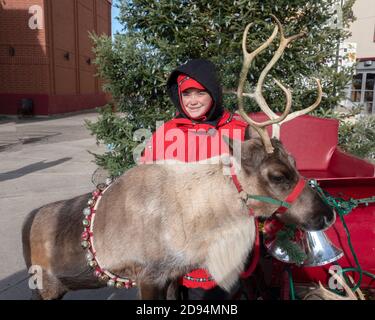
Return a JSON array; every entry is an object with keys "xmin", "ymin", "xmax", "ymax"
[
  {"xmin": 323, "ymin": 209, "xmax": 336, "ymax": 227},
  {"xmin": 302, "ymin": 203, "xmax": 335, "ymax": 231},
  {"xmin": 308, "ymin": 209, "xmax": 335, "ymax": 231},
  {"xmin": 323, "ymin": 216, "xmax": 330, "ymax": 225}
]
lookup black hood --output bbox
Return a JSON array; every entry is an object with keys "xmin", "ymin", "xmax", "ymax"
[{"xmin": 166, "ymin": 59, "xmax": 223, "ymax": 125}]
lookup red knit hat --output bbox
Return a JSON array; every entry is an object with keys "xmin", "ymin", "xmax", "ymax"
[{"xmin": 177, "ymin": 74, "xmax": 205, "ymax": 92}]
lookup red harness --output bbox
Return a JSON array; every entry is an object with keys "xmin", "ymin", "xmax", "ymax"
[
  {"xmin": 230, "ymin": 166, "xmax": 306, "ymax": 279},
  {"xmin": 276, "ymin": 178, "xmax": 306, "ymax": 214}
]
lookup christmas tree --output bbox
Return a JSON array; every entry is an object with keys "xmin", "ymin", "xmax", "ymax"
[{"xmin": 87, "ymin": 0, "xmax": 355, "ymax": 177}]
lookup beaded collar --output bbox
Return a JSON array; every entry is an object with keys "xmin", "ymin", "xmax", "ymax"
[{"xmin": 81, "ymin": 179, "xmax": 137, "ymax": 289}]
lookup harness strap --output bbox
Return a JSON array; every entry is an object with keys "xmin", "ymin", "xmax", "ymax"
[
  {"xmin": 247, "ymin": 195, "xmax": 291, "ymax": 208},
  {"xmin": 229, "ymin": 164, "xmax": 306, "ymax": 281},
  {"xmin": 230, "ymin": 165, "xmax": 243, "ymax": 193},
  {"xmin": 240, "ymin": 219, "xmax": 260, "ymax": 279},
  {"xmin": 231, "ymin": 165, "xmax": 256, "ymax": 216},
  {"xmin": 230, "ymin": 163, "xmax": 306, "ymax": 215},
  {"xmin": 276, "ymin": 178, "xmax": 306, "ymax": 214}
]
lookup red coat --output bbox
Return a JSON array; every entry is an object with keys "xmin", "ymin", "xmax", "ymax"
[{"xmin": 140, "ymin": 110, "xmax": 249, "ymax": 289}]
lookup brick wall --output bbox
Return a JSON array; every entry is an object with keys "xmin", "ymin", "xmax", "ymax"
[
  {"xmin": 0, "ymin": 0, "xmax": 111, "ymax": 114},
  {"xmin": 50, "ymin": 0, "xmax": 77, "ymax": 94},
  {"xmin": 49, "ymin": 0, "xmax": 111, "ymax": 96},
  {"xmin": 0, "ymin": 0, "xmax": 49, "ymax": 94}
]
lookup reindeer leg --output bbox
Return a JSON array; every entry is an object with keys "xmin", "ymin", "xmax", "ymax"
[
  {"xmin": 166, "ymin": 279, "xmax": 180, "ymax": 300},
  {"xmin": 138, "ymin": 282, "xmax": 167, "ymax": 300},
  {"xmin": 33, "ymin": 269, "xmax": 68, "ymax": 300}
]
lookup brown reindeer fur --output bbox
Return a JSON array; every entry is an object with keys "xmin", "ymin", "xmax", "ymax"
[{"xmin": 22, "ymin": 138, "xmax": 334, "ymax": 299}]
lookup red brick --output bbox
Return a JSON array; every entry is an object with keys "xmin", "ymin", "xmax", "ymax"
[{"xmin": 0, "ymin": 0, "xmax": 111, "ymax": 115}]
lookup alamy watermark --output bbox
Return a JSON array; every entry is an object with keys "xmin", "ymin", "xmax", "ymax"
[
  {"xmin": 328, "ymin": 265, "xmax": 343, "ymax": 290},
  {"xmin": 28, "ymin": 5, "xmax": 44, "ymax": 30},
  {"xmin": 131, "ymin": 121, "xmax": 243, "ymax": 174},
  {"xmin": 28, "ymin": 265, "xmax": 43, "ymax": 290},
  {"xmin": 328, "ymin": 2, "xmax": 344, "ymax": 30}
]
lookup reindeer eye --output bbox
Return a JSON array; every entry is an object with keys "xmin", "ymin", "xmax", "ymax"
[{"xmin": 269, "ymin": 173, "xmax": 286, "ymax": 183}]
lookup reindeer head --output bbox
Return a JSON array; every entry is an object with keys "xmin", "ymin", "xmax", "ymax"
[
  {"xmin": 226, "ymin": 136, "xmax": 335, "ymax": 231},
  {"xmin": 226, "ymin": 16, "xmax": 334, "ymax": 231}
]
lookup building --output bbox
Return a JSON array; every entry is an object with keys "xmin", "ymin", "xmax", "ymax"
[
  {"xmin": 344, "ymin": 0, "xmax": 375, "ymax": 114},
  {"xmin": 0, "ymin": 0, "xmax": 111, "ymax": 115}
]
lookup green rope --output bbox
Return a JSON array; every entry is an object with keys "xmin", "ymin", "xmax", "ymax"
[
  {"xmin": 247, "ymin": 195, "xmax": 291, "ymax": 208},
  {"xmin": 287, "ymin": 267, "xmax": 297, "ymax": 300},
  {"xmin": 264, "ymin": 179, "xmax": 375, "ymax": 298},
  {"xmin": 309, "ymin": 180, "xmax": 375, "ymax": 292}
]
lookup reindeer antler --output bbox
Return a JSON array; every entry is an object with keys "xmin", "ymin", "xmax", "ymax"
[
  {"xmin": 303, "ymin": 269, "xmax": 365, "ymax": 300},
  {"xmin": 236, "ymin": 16, "xmax": 323, "ymax": 152}
]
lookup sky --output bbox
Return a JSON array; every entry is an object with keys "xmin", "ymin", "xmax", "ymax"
[{"xmin": 111, "ymin": 0, "xmax": 122, "ymax": 36}]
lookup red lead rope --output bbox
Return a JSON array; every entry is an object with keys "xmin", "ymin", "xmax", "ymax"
[
  {"xmin": 230, "ymin": 165, "xmax": 260, "ymax": 279},
  {"xmin": 240, "ymin": 218, "xmax": 260, "ymax": 279}
]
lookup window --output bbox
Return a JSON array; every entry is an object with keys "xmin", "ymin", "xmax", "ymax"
[
  {"xmin": 351, "ymin": 73, "xmax": 362, "ymax": 102},
  {"xmin": 365, "ymin": 73, "xmax": 375, "ymax": 91},
  {"xmin": 351, "ymin": 72, "xmax": 375, "ymax": 114},
  {"xmin": 364, "ymin": 74, "xmax": 375, "ymax": 113},
  {"xmin": 351, "ymin": 73, "xmax": 375, "ymax": 114}
]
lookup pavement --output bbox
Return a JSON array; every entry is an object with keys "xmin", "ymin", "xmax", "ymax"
[{"xmin": 0, "ymin": 111, "xmax": 138, "ymax": 300}]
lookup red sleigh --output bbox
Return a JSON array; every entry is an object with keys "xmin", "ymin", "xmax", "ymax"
[{"xmin": 248, "ymin": 113, "xmax": 375, "ymax": 299}]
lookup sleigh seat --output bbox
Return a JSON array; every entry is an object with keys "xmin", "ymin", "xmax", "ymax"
[{"xmin": 250, "ymin": 112, "xmax": 375, "ymax": 291}]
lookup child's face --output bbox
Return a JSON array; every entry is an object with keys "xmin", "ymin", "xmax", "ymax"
[{"xmin": 181, "ymin": 88, "xmax": 213, "ymax": 119}]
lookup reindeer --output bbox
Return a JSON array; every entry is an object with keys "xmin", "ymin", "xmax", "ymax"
[{"xmin": 22, "ymin": 16, "xmax": 335, "ymax": 300}]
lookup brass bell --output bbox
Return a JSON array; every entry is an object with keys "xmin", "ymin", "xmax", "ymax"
[
  {"xmin": 107, "ymin": 279, "xmax": 116, "ymax": 287},
  {"xmin": 115, "ymin": 281, "xmax": 125, "ymax": 289},
  {"xmin": 81, "ymin": 240, "xmax": 91, "ymax": 249},
  {"xmin": 83, "ymin": 207, "xmax": 91, "ymax": 216},
  {"xmin": 99, "ymin": 274, "xmax": 110, "ymax": 283},
  {"xmin": 88, "ymin": 260, "xmax": 97, "ymax": 268},
  {"xmin": 82, "ymin": 219, "xmax": 90, "ymax": 227}
]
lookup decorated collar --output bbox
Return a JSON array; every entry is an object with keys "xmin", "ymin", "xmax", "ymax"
[{"xmin": 81, "ymin": 179, "xmax": 137, "ymax": 289}]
